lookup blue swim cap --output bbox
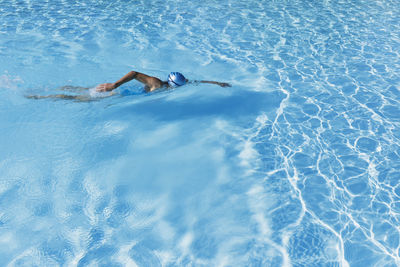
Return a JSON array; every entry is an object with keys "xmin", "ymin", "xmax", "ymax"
[{"xmin": 167, "ymin": 72, "xmax": 186, "ymax": 87}]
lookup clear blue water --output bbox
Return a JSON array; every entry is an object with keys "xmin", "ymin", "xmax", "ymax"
[{"xmin": 1, "ymin": 0, "xmax": 400, "ymax": 266}]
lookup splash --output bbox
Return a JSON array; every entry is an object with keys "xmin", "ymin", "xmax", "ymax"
[{"xmin": 0, "ymin": 73, "xmax": 23, "ymax": 90}]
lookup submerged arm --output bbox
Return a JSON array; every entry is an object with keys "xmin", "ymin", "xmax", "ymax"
[
  {"xmin": 96, "ymin": 71, "xmax": 163, "ymax": 92},
  {"xmin": 196, "ymin": 80, "xmax": 231, "ymax": 87}
]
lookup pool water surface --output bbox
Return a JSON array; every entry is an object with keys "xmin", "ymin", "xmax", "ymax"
[{"xmin": 1, "ymin": 0, "xmax": 400, "ymax": 266}]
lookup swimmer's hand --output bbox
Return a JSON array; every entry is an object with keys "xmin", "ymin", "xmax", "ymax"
[
  {"xmin": 96, "ymin": 83, "xmax": 116, "ymax": 92},
  {"xmin": 218, "ymin": 82, "xmax": 231, "ymax": 87}
]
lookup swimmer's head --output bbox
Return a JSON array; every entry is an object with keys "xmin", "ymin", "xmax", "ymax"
[{"xmin": 167, "ymin": 72, "xmax": 186, "ymax": 87}]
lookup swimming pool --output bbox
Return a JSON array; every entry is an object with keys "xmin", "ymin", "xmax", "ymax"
[{"xmin": 1, "ymin": 0, "xmax": 400, "ymax": 266}]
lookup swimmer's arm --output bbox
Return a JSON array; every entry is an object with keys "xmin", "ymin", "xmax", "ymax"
[
  {"xmin": 194, "ymin": 80, "xmax": 231, "ymax": 87},
  {"xmin": 97, "ymin": 71, "xmax": 163, "ymax": 92}
]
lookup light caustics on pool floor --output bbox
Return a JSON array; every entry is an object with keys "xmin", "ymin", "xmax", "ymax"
[{"xmin": 1, "ymin": 0, "xmax": 400, "ymax": 266}]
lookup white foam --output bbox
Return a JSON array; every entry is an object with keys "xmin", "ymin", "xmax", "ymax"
[
  {"xmin": 0, "ymin": 73, "xmax": 23, "ymax": 90},
  {"xmin": 247, "ymin": 185, "xmax": 271, "ymax": 238},
  {"xmin": 96, "ymin": 120, "xmax": 128, "ymax": 137},
  {"xmin": 114, "ymin": 243, "xmax": 139, "ymax": 267},
  {"xmin": 88, "ymin": 87, "xmax": 114, "ymax": 98},
  {"xmin": 178, "ymin": 232, "xmax": 194, "ymax": 256}
]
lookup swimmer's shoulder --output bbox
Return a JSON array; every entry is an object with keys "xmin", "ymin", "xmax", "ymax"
[{"xmin": 146, "ymin": 78, "xmax": 168, "ymax": 92}]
